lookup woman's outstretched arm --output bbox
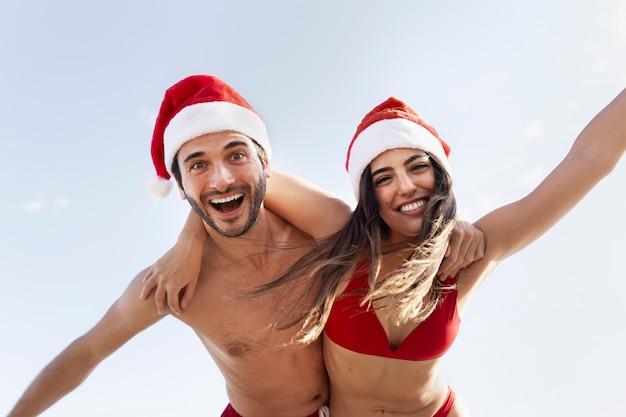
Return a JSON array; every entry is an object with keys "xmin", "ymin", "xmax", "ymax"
[{"xmin": 458, "ymin": 87, "xmax": 626, "ymax": 310}]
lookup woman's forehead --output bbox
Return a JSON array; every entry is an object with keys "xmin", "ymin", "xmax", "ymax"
[{"xmin": 371, "ymin": 148, "xmax": 427, "ymax": 166}]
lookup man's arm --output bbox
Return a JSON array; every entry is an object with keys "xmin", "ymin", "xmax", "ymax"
[
  {"xmin": 266, "ymin": 171, "xmax": 484, "ymax": 276},
  {"xmin": 8, "ymin": 269, "xmax": 162, "ymax": 417},
  {"xmin": 139, "ymin": 172, "xmax": 482, "ymax": 312},
  {"xmin": 438, "ymin": 217, "xmax": 485, "ymax": 278}
]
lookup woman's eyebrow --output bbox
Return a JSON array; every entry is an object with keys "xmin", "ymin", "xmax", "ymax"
[
  {"xmin": 404, "ymin": 153, "xmax": 429, "ymax": 165},
  {"xmin": 371, "ymin": 166, "xmax": 392, "ymax": 177}
]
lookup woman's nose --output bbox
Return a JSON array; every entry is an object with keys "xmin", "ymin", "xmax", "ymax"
[{"xmin": 396, "ymin": 172, "xmax": 417, "ymax": 195}]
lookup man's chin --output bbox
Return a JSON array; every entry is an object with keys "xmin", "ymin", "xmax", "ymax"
[{"xmin": 211, "ymin": 221, "xmax": 252, "ymax": 238}]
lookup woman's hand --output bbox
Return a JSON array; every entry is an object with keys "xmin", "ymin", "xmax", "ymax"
[
  {"xmin": 139, "ymin": 210, "xmax": 207, "ymax": 315},
  {"xmin": 139, "ymin": 237, "xmax": 204, "ymax": 315}
]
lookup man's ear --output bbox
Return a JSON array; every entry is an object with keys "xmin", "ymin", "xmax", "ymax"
[
  {"xmin": 263, "ymin": 155, "xmax": 272, "ymax": 178},
  {"xmin": 175, "ymin": 176, "xmax": 186, "ymax": 200}
]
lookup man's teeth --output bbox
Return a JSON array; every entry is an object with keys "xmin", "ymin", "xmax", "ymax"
[
  {"xmin": 400, "ymin": 200, "xmax": 425, "ymax": 212},
  {"xmin": 211, "ymin": 193, "xmax": 243, "ymax": 204}
]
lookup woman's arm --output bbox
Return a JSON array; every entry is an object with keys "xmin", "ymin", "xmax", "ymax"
[
  {"xmin": 141, "ymin": 168, "xmax": 488, "ymax": 312},
  {"xmin": 267, "ymin": 171, "xmax": 486, "ymax": 276},
  {"xmin": 139, "ymin": 170, "xmax": 353, "ymax": 314},
  {"xmin": 140, "ymin": 210, "xmax": 207, "ymax": 315},
  {"xmin": 458, "ymin": 88, "xmax": 626, "ymax": 307},
  {"xmin": 265, "ymin": 170, "xmax": 353, "ymax": 239}
]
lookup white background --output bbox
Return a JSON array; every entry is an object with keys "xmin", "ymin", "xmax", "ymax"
[{"xmin": 1, "ymin": 1, "xmax": 625, "ymax": 416}]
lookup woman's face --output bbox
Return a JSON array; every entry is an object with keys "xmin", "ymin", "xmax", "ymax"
[{"xmin": 369, "ymin": 148, "xmax": 436, "ymax": 244}]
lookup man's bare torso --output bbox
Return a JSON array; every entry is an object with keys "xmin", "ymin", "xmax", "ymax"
[{"xmin": 176, "ymin": 216, "xmax": 327, "ymax": 417}]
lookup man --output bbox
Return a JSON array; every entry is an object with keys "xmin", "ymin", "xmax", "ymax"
[
  {"xmin": 8, "ymin": 75, "xmax": 340, "ymax": 417},
  {"xmin": 8, "ymin": 75, "xmax": 482, "ymax": 417}
]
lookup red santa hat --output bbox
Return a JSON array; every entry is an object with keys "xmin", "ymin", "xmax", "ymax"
[
  {"xmin": 345, "ymin": 96, "xmax": 451, "ymax": 199},
  {"xmin": 148, "ymin": 74, "xmax": 271, "ymax": 198}
]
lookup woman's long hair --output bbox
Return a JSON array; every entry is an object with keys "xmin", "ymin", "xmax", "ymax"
[{"xmin": 256, "ymin": 153, "xmax": 457, "ymax": 344}]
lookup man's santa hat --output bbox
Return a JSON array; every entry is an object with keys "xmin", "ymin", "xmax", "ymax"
[
  {"xmin": 345, "ymin": 96, "xmax": 451, "ymax": 199},
  {"xmin": 149, "ymin": 74, "xmax": 271, "ymax": 198}
]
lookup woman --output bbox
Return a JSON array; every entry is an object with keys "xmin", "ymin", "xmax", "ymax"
[{"xmin": 142, "ymin": 89, "xmax": 626, "ymax": 416}]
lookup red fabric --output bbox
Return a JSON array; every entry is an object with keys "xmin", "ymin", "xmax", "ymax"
[
  {"xmin": 325, "ymin": 261, "xmax": 461, "ymax": 361},
  {"xmin": 220, "ymin": 403, "xmax": 322, "ymax": 417},
  {"xmin": 151, "ymin": 75, "xmax": 259, "ymax": 181},
  {"xmin": 345, "ymin": 96, "xmax": 451, "ymax": 172},
  {"xmin": 221, "ymin": 404, "xmax": 241, "ymax": 417},
  {"xmin": 433, "ymin": 387, "xmax": 455, "ymax": 417}
]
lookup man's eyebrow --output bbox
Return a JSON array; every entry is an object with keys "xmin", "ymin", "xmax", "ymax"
[
  {"xmin": 224, "ymin": 139, "xmax": 249, "ymax": 150},
  {"xmin": 182, "ymin": 139, "xmax": 250, "ymax": 165},
  {"xmin": 183, "ymin": 151, "xmax": 205, "ymax": 165}
]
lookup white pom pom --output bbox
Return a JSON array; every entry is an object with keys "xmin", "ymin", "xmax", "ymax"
[{"xmin": 148, "ymin": 176, "xmax": 173, "ymax": 199}]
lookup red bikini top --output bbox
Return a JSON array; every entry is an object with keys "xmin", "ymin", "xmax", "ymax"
[{"xmin": 325, "ymin": 261, "xmax": 461, "ymax": 361}]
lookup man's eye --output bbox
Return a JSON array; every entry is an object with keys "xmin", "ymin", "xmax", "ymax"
[
  {"xmin": 232, "ymin": 152, "xmax": 245, "ymax": 160},
  {"xmin": 191, "ymin": 162, "xmax": 205, "ymax": 170}
]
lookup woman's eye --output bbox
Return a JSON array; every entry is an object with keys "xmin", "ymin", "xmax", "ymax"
[
  {"xmin": 411, "ymin": 163, "xmax": 429, "ymax": 172},
  {"xmin": 373, "ymin": 176, "xmax": 391, "ymax": 186}
]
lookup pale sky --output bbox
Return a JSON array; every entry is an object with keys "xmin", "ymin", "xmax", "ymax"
[{"xmin": 2, "ymin": 1, "xmax": 626, "ymax": 416}]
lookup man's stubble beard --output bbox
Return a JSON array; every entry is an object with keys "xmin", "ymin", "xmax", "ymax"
[{"xmin": 186, "ymin": 176, "xmax": 267, "ymax": 238}]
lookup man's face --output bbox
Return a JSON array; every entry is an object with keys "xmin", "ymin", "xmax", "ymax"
[{"xmin": 176, "ymin": 131, "xmax": 269, "ymax": 237}]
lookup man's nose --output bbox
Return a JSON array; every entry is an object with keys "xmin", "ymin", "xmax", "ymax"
[{"xmin": 208, "ymin": 164, "xmax": 236, "ymax": 191}]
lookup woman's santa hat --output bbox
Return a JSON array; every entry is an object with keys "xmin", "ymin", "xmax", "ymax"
[
  {"xmin": 345, "ymin": 96, "xmax": 451, "ymax": 199},
  {"xmin": 149, "ymin": 74, "xmax": 271, "ymax": 198}
]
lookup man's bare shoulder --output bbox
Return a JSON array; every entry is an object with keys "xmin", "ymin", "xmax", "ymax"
[
  {"xmin": 70, "ymin": 269, "xmax": 163, "ymax": 360},
  {"xmin": 110, "ymin": 269, "xmax": 163, "ymax": 324}
]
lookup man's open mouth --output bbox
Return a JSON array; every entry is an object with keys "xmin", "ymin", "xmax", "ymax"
[{"xmin": 210, "ymin": 193, "xmax": 244, "ymax": 213}]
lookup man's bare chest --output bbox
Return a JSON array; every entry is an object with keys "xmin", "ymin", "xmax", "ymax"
[{"xmin": 179, "ymin": 263, "xmax": 308, "ymax": 357}]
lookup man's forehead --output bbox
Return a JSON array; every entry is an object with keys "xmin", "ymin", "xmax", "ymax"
[{"xmin": 179, "ymin": 131, "xmax": 253, "ymax": 157}]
